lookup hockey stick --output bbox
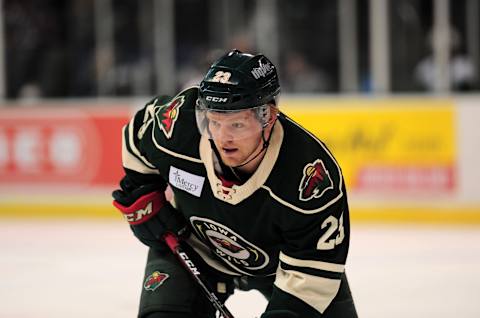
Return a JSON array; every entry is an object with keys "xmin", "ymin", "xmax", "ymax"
[{"xmin": 163, "ymin": 232, "xmax": 235, "ymax": 318}]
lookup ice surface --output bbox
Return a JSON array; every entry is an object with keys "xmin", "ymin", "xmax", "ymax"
[{"xmin": 1, "ymin": 220, "xmax": 479, "ymax": 318}]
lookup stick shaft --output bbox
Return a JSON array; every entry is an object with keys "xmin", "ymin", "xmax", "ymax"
[{"xmin": 163, "ymin": 232, "xmax": 235, "ymax": 318}]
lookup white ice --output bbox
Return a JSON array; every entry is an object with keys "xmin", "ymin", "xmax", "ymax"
[{"xmin": 1, "ymin": 220, "xmax": 479, "ymax": 318}]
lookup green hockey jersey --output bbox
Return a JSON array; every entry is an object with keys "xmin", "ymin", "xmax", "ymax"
[{"xmin": 121, "ymin": 87, "xmax": 351, "ymax": 316}]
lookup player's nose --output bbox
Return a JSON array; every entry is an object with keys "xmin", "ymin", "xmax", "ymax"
[{"xmin": 216, "ymin": 126, "xmax": 234, "ymax": 143}]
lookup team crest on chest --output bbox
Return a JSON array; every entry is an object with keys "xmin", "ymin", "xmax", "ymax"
[
  {"xmin": 156, "ymin": 95, "xmax": 185, "ymax": 139},
  {"xmin": 298, "ymin": 159, "xmax": 334, "ymax": 201},
  {"xmin": 190, "ymin": 216, "xmax": 269, "ymax": 272}
]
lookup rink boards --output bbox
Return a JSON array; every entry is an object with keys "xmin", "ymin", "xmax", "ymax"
[{"xmin": 1, "ymin": 96, "xmax": 480, "ymax": 223}]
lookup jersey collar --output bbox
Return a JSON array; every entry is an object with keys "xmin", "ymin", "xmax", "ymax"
[{"xmin": 199, "ymin": 120, "xmax": 284, "ymax": 205}]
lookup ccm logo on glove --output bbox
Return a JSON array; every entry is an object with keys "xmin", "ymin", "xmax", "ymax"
[{"xmin": 113, "ymin": 191, "xmax": 165, "ymax": 225}]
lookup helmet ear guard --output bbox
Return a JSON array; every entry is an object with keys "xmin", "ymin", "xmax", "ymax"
[{"xmin": 254, "ymin": 103, "xmax": 279, "ymax": 128}]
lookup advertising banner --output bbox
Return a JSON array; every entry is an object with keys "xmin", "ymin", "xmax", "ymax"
[
  {"xmin": 2, "ymin": 98, "xmax": 478, "ymax": 223},
  {"xmin": 0, "ymin": 106, "xmax": 130, "ymax": 188},
  {"xmin": 283, "ymin": 98, "xmax": 456, "ymax": 196}
]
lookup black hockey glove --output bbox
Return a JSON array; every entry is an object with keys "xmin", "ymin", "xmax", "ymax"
[
  {"xmin": 112, "ymin": 184, "xmax": 189, "ymax": 250},
  {"xmin": 260, "ymin": 310, "xmax": 299, "ymax": 318}
]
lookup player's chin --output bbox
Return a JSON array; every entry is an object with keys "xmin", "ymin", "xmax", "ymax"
[
  {"xmin": 221, "ymin": 155, "xmax": 243, "ymax": 167},
  {"xmin": 222, "ymin": 158, "xmax": 240, "ymax": 167}
]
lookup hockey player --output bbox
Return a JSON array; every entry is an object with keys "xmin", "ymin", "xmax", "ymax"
[{"xmin": 113, "ymin": 49, "xmax": 357, "ymax": 318}]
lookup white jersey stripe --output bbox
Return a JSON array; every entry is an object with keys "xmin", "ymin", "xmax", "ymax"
[
  {"xmin": 122, "ymin": 126, "xmax": 160, "ymax": 174},
  {"xmin": 275, "ymin": 266, "xmax": 341, "ymax": 314},
  {"xmin": 148, "ymin": 103, "xmax": 203, "ymax": 164},
  {"xmin": 279, "ymin": 251, "xmax": 345, "ymax": 273},
  {"xmin": 261, "ymin": 184, "xmax": 343, "ymax": 214},
  {"xmin": 151, "ymin": 134, "xmax": 203, "ymax": 163},
  {"xmin": 126, "ymin": 119, "xmax": 157, "ymax": 169}
]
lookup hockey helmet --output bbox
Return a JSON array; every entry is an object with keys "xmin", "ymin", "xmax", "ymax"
[{"xmin": 196, "ymin": 50, "xmax": 280, "ymax": 140}]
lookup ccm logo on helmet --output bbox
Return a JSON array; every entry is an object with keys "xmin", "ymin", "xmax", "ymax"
[{"xmin": 206, "ymin": 96, "xmax": 228, "ymax": 103}]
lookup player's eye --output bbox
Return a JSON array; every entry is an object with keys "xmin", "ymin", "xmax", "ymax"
[
  {"xmin": 210, "ymin": 120, "xmax": 220, "ymax": 129},
  {"xmin": 232, "ymin": 122, "xmax": 244, "ymax": 129}
]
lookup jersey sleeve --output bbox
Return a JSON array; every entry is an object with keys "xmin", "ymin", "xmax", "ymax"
[
  {"xmin": 268, "ymin": 181, "xmax": 350, "ymax": 316},
  {"xmin": 120, "ymin": 96, "xmax": 171, "ymax": 189},
  {"xmin": 119, "ymin": 87, "xmax": 201, "ymax": 192},
  {"xmin": 263, "ymin": 117, "xmax": 351, "ymax": 316}
]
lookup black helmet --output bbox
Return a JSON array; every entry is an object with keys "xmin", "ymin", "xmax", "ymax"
[{"xmin": 197, "ymin": 49, "xmax": 280, "ymax": 111}]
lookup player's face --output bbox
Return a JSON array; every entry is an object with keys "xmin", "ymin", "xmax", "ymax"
[{"xmin": 206, "ymin": 110, "xmax": 264, "ymax": 167}]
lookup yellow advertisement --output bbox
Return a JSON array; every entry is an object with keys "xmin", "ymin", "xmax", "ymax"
[{"xmin": 282, "ymin": 98, "xmax": 455, "ymax": 194}]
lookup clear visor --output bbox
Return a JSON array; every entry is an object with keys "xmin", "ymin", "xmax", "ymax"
[{"xmin": 195, "ymin": 103, "xmax": 269, "ymax": 141}]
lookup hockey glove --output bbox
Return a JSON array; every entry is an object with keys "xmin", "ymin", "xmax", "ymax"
[
  {"xmin": 112, "ymin": 184, "xmax": 189, "ymax": 250},
  {"xmin": 260, "ymin": 310, "xmax": 299, "ymax": 318}
]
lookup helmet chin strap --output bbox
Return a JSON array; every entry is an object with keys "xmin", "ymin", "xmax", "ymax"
[{"xmin": 233, "ymin": 119, "xmax": 276, "ymax": 169}]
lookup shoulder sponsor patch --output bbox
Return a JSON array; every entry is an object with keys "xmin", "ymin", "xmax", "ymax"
[
  {"xmin": 169, "ymin": 166, "xmax": 205, "ymax": 197},
  {"xmin": 144, "ymin": 271, "xmax": 169, "ymax": 291},
  {"xmin": 155, "ymin": 95, "xmax": 185, "ymax": 139},
  {"xmin": 298, "ymin": 159, "xmax": 334, "ymax": 201}
]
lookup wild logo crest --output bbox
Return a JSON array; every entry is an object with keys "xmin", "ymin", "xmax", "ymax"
[
  {"xmin": 298, "ymin": 159, "xmax": 334, "ymax": 201},
  {"xmin": 144, "ymin": 271, "xmax": 169, "ymax": 291},
  {"xmin": 156, "ymin": 95, "xmax": 185, "ymax": 139}
]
